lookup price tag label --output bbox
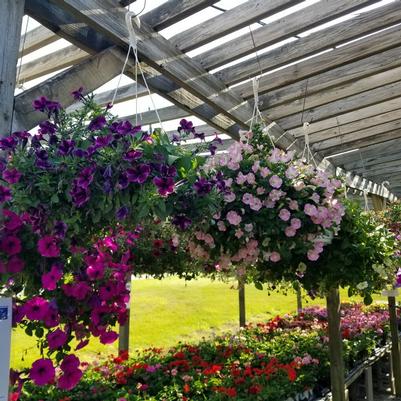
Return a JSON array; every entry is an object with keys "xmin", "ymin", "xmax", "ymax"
[{"xmin": 0, "ymin": 298, "xmax": 12, "ymax": 401}]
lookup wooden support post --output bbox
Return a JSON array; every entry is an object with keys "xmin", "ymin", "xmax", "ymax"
[
  {"xmin": 364, "ymin": 366, "xmax": 374, "ymax": 401},
  {"xmin": 295, "ymin": 283, "xmax": 303, "ymax": 314},
  {"xmin": 0, "ymin": 0, "xmax": 25, "ymax": 137},
  {"xmin": 118, "ymin": 280, "xmax": 131, "ymax": 354},
  {"xmin": 326, "ymin": 287, "xmax": 346, "ymax": 401},
  {"xmin": 388, "ymin": 295, "xmax": 401, "ymax": 396},
  {"xmin": 238, "ymin": 279, "xmax": 246, "ymax": 328}
]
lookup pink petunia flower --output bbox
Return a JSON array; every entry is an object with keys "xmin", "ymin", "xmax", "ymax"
[
  {"xmin": 41, "ymin": 264, "xmax": 63, "ymax": 291},
  {"xmin": 269, "ymin": 175, "xmax": 283, "ymax": 189},
  {"xmin": 24, "ymin": 296, "xmax": 49, "ymax": 321},
  {"xmin": 100, "ymin": 330, "xmax": 119, "ymax": 344},
  {"xmin": 285, "ymin": 227, "xmax": 296, "ymax": 237},
  {"xmin": 270, "ymin": 252, "xmax": 281, "ymax": 262},
  {"xmin": 1, "ymin": 235, "xmax": 21, "ymax": 255},
  {"xmin": 279, "ymin": 209, "xmax": 291, "ymax": 221},
  {"xmin": 29, "ymin": 358, "xmax": 55, "ymax": 386},
  {"xmin": 58, "ymin": 368, "xmax": 83, "ymax": 390},
  {"xmin": 38, "ymin": 236, "xmax": 60, "ymax": 258},
  {"xmin": 226, "ymin": 211, "xmax": 242, "ymax": 226},
  {"xmin": 47, "ymin": 329, "xmax": 68, "ymax": 350},
  {"xmin": 7, "ymin": 256, "xmax": 25, "ymax": 273}
]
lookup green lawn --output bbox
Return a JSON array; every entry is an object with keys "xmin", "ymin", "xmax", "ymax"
[{"xmin": 10, "ymin": 277, "xmax": 386, "ymax": 369}]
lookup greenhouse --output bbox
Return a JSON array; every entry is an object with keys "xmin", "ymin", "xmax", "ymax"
[{"xmin": 1, "ymin": 0, "xmax": 401, "ymax": 400}]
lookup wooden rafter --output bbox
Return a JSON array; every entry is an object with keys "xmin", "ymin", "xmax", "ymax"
[{"xmin": 19, "ymin": 25, "xmax": 58, "ymax": 57}]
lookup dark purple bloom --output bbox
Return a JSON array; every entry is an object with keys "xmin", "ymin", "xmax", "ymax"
[
  {"xmin": 0, "ymin": 136, "xmax": 17, "ymax": 151},
  {"xmin": 159, "ymin": 165, "xmax": 177, "ymax": 178},
  {"xmin": 72, "ymin": 86, "xmax": 84, "ymax": 100},
  {"xmin": 123, "ymin": 149, "xmax": 143, "ymax": 161},
  {"xmin": 213, "ymin": 134, "xmax": 223, "ymax": 145},
  {"xmin": 32, "ymin": 96, "xmax": 49, "ymax": 112},
  {"xmin": 102, "ymin": 165, "xmax": 112, "ymax": 179},
  {"xmin": 2, "ymin": 169, "xmax": 21, "ymax": 184},
  {"xmin": 36, "ymin": 150, "xmax": 49, "ymax": 160},
  {"xmin": 70, "ymin": 186, "xmax": 90, "ymax": 208},
  {"xmin": 178, "ymin": 119, "xmax": 194, "ymax": 133},
  {"xmin": 54, "ymin": 221, "xmax": 68, "ymax": 238},
  {"xmin": 110, "ymin": 121, "xmax": 140, "ymax": 137},
  {"xmin": 153, "ymin": 176, "xmax": 175, "ymax": 197},
  {"xmin": 49, "ymin": 135, "xmax": 59, "ymax": 146},
  {"xmin": 35, "ymin": 158, "xmax": 51, "ymax": 169},
  {"xmin": 73, "ymin": 149, "xmax": 89, "ymax": 158},
  {"xmin": 86, "ymin": 145, "xmax": 97, "ymax": 157},
  {"xmin": 58, "ymin": 139, "xmax": 75, "ymax": 156},
  {"xmin": 103, "ymin": 180, "xmax": 112, "ymax": 194},
  {"xmin": 94, "ymin": 134, "xmax": 113, "ymax": 149},
  {"xmin": 12, "ymin": 131, "xmax": 30, "ymax": 141},
  {"xmin": 0, "ymin": 185, "xmax": 12, "ymax": 203},
  {"xmin": 31, "ymin": 135, "xmax": 43, "ymax": 148},
  {"xmin": 127, "ymin": 164, "xmax": 151, "ymax": 184},
  {"xmin": 194, "ymin": 132, "xmax": 205, "ymax": 141},
  {"xmin": 88, "ymin": 115, "xmax": 107, "ymax": 131},
  {"xmin": 141, "ymin": 133, "xmax": 153, "ymax": 143},
  {"xmin": 172, "ymin": 215, "xmax": 192, "ymax": 231},
  {"xmin": 118, "ymin": 172, "xmax": 129, "ymax": 190},
  {"xmin": 77, "ymin": 167, "xmax": 95, "ymax": 188},
  {"xmin": 171, "ymin": 133, "xmax": 181, "ymax": 143},
  {"xmin": 193, "ymin": 178, "xmax": 213, "ymax": 196},
  {"xmin": 116, "ymin": 206, "xmax": 130, "ymax": 220},
  {"xmin": 46, "ymin": 100, "xmax": 61, "ymax": 114},
  {"xmin": 105, "ymin": 102, "xmax": 113, "ymax": 110},
  {"xmin": 39, "ymin": 121, "xmax": 57, "ymax": 135},
  {"xmin": 208, "ymin": 143, "xmax": 217, "ymax": 156}
]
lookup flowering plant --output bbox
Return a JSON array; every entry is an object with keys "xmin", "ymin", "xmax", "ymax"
[
  {"xmin": 17, "ymin": 303, "xmax": 391, "ymax": 401},
  {"xmin": 189, "ymin": 126, "xmax": 344, "ymax": 280},
  {"xmin": 0, "ymin": 93, "xmax": 220, "ymax": 390},
  {"xmin": 280, "ymin": 201, "xmax": 396, "ymax": 304}
]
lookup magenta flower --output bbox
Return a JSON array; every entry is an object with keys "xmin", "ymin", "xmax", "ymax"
[
  {"xmin": 42, "ymin": 264, "xmax": 63, "ymax": 291},
  {"xmin": 94, "ymin": 134, "xmax": 113, "ymax": 148},
  {"xmin": 58, "ymin": 368, "xmax": 83, "ymax": 391},
  {"xmin": 127, "ymin": 164, "xmax": 151, "ymax": 184},
  {"xmin": 88, "ymin": 115, "xmax": 107, "ymax": 131},
  {"xmin": 38, "ymin": 236, "xmax": 60, "ymax": 258},
  {"xmin": 7, "ymin": 256, "xmax": 25, "ymax": 273},
  {"xmin": 86, "ymin": 262, "xmax": 105, "ymax": 280},
  {"xmin": 0, "ymin": 185, "xmax": 12, "ymax": 203},
  {"xmin": 3, "ymin": 209, "xmax": 23, "ymax": 231},
  {"xmin": 123, "ymin": 149, "xmax": 143, "ymax": 161},
  {"xmin": 24, "ymin": 297, "xmax": 49, "ymax": 321},
  {"xmin": 153, "ymin": 176, "xmax": 175, "ymax": 197},
  {"xmin": 29, "ymin": 358, "xmax": 55, "ymax": 386},
  {"xmin": 2, "ymin": 168, "xmax": 21, "ymax": 184},
  {"xmin": 100, "ymin": 330, "xmax": 119, "ymax": 344},
  {"xmin": 60, "ymin": 354, "xmax": 80, "ymax": 372},
  {"xmin": 269, "ymin": 175, "xmax": 283, "ymax": 189},
  {"xmin": 47, "ymin": 329, "xmax": 68, "ymax": 350},
  {"xmin": 44, "ymin": 305, "xmax": 60, "ymax": 328},
  {"xmin": 1, "ymin": 235, "xmax": 21, "ymax": 255},
  {"xmin": 63, "ymin": 281, "xmax": 91, "ymax": 300}
]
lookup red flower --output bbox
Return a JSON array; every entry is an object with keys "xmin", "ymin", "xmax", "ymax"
[
  {"xmin": 248, "ymin": 384, "xmax": 262, "ymax": 394},
  {"xmin": 183, "ymin": 384, "xmax": 190, "ymax": 393}
]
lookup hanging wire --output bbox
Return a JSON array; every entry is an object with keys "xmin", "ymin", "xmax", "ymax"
[
  {"xmin": 10, "ymin": 15, "xmax": 30, "ymax": 133},
  {"xmin": 110, "ymin": 0, "xmax": 163, "ymax": 129}
]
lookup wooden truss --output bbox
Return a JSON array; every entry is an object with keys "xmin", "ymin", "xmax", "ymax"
[{"xmin": 2, "ymin": 0, "xmax": 401, "ymax": 199}]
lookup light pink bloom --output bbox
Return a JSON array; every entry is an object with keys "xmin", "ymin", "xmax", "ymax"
[
  {"xmin": 235, "ymin": 229, "xmax": 244, "ymax": 238},
  {"xmin": 285, "ymin": 227, "xmax": 296, "ymax": 237},
  {"xmin": 278, "ymin": 208, "xmax": 291, "ymax": 221},
  {"xmin": 304, "ymin": 204, "xmax": 318, "ymax": 217},
  {"xmin": 252, "ymin": 161, "xmax": 260, "ymax": 173},
  {"xmin": 307, "ymin": 250, "xmax": 319, "ymax": 261},
  {"xmin": 226, "ymin": 211, "xmax": 242, "ymax": 225},
  {"xmin": 249, "ymin": 197, "xmax": 263, "ymax": 211},
  {"xmin": 270, "ymin": 252, "xmax": 281, "ymax": 262},
  {"xmin": 224, "ymin": 192, "xmax": 236, "ymax": 203},
  {"xmin": 236, "ymin": 172, "xmax": 247, "ymax": 185},
  {"xmin": 288, "ymin": 200, "xmax": 299, "ymax": 210},
  {"xmin": 285, "ymin": 166, "xmax": 299, "ymax": 179},
  {"xmin": 294, "ymin": 181, "xmax": 305, "ymax": 191},
  {"xmin": 246, "ymin": 173, "xmax": 256, "ymax": 184},
  {"xmin": 310, "ymin": 193, "xmax": 320, "ymax": 203},
  {"xmin": 260, "ymin": 167, "xmax": 270, "ymax": 178},
  {"xmin": 291, "ymin": 218, "xmax": 302, "ymax": 229},
  {"xmin": 256, "ymin": 187, "xmax": 265, "ymax": 195},
  {"xmin": 269, "ymin": 175, "xmax": 283, "ymax": 189},
  {"xmin": 268, "ymin": 148, "xmax": 281, "ymax": 163},
  {"xmin": 217, "ymin": 221, "xmax": 227, "ymax": 232},
  {"xmin": 242, "ymin": 193, "xmax": 253, "ymax": 205}
]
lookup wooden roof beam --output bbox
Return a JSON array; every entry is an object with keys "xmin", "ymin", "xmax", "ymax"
[
  {"xmin": 170, "ymin": 0, "xmax": 303, "ymax": 52},
  {"xmin": 194, "ymin": 0, "xmax": 379, "ymax": 71},
  {"xmin": 216, "ymin": 1, "xmax": 401, "ymax": 86},
  {"xmin": 19, "ymin": 25, "xmax": 58, "ymax": 57}
]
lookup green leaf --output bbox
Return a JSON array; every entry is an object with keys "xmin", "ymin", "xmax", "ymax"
[{"xmin": 254, "ymin": 281, "xmax": 263, "ymax": 291}]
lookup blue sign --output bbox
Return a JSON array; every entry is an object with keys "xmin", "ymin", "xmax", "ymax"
[{"xmin": 0, "ymin": 307, "xmax": 8, "ymax": 321}]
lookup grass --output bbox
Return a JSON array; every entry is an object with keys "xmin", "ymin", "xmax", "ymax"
[{"xmin": 10, "ymin": 277, "xmax": 388, "ymax": 370}]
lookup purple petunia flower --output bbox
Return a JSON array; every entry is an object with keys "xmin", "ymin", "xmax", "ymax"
[
  {"xmin": 53, "ymin": 221, "xmax": 68, "ymax": 238},
  {"xmin": 71, "ymin": 86, "xmax": 84, "ymax": 100},
  {"xmin": 70, "ymin": 186, "xmax": 90, "ymax": 208},
  {"xmin": 48, "ymin": 135, "xmax": 59, "ymax": 146},
  {"xmin": 94, "ymin": 134, "xmax": 113, "ymax": 149},
  {"xmin": 118, "ymin": 172, "xmax": 129, "ymax": 190},
  {"xmin": 116, "ymin": 206, "xmax": 130, "ymax": 220},
  {"xmin": 31, "ymin": 135, "xmax": 43, "ymax": 148},
  {"xmin": 39, "ymin": 121, "xmax": 57, "ymax": 135},
  {"xmin": 58, "ymin": 139, "xmax": 76, "ymax": 156},
  {"xmin": 127, "ymin": 164, "xmax": 151, "ymax": 184},
  {"xmin": 103, "ymin": 179, "xmax": 112, "ymax": 194},
  {"xmin": 209, "ymin": 143, "xmax": 217, "ymax": 156},
  {"xmin": 32, "ymin": 96, "xmax": 49, "ymax": 112},
  {"xmin": 194, "ymin": 132, "xmax": 205, "ymax": 141},
  {"xmin": 77, "ymin": 167, "xmax": 95, "ymax": 188},
  {"xmin": 178, "ymin": 119, "xmax": 194, "ymax": 133},
  {"xmin": 88, "ymin": 115, "xmax": 107, "ymax": 131},
  {"xmin": 153, "ymin": 176, "xmax": 175, "ymax": 197},
  {"xmin": 0, "ymin": 185, "xmax": 11, "ymax": 203},
  {"xmin": 193, "ymin": 178, "xmax": 213, "ymax": 196},
  {"xmin": 0, "ymin": 136, "xmax": 17, "ymax": 151},
  {"xmin": 172, "ymin": 215, "xmax": 192, "ymax": 231},
  {"xmin": 123, "ymin": 149, "xmax": 143, "ymax": 161},
  {"xmin": 2, "ymin": 169, "xmax": 21, "ymax": 184},
  {"xmin": 159, "ymin": 165, "xmax": 177, "ymax": 178},
  {"xmin": 213, "ymin": 134, "xmax": 223, "ymax": 145},
  {"xmin": 73, "ymin": 149, "xmax": 89, "ymax": 158}
]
